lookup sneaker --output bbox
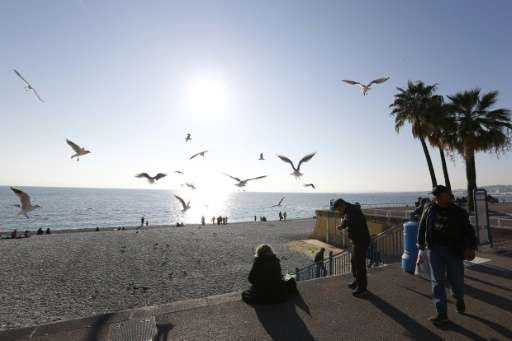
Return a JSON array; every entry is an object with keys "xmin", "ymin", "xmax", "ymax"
[
  {"xmin": 456, "ymin": 300, "xmax": 466, "ymax": 314},
  {"xmin": 429, "ymin": 314, "xmax": 449, "ymax": 325},
  {"xmin": 352, "ymin": 288, "xmax": 368, "ymax": 296},
  {"xmin": 348, "ymin": 281, "xmax": 357, "ymax": 289}
]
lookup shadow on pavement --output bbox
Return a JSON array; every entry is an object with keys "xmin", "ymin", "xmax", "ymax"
[
  {"xmin": 365, "ymin": 292, "xmax": 443, "ymax": 341},
  {"xmin": 253, "ymin": 294, "xmax": 314, "ymax": 341},
  {"xmin": 468, "ymin": 264, "xmax": 512, "ymax": 280},
  {"xmin": 464, "ymin": 313, "xmax": 512, "ymax": 339},
  {"xmin": 437, "ymin": 321, "xmax": 487, "ymax": 341},
  {"xmin": 464, "ymin": 283, "xmax": 512, "ymax": 313},
  {"xmin": 464, "ymin": 274, "xmax": 512, "ymax": 293}
]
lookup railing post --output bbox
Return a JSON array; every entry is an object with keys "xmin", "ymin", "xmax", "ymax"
[
  {"xmin": 329, "ymin": 251, "xmax": 333, "ymax": 275},
  {"xmin": 295, "ymin": 267, "xmax": 300, "ymax": 282}
]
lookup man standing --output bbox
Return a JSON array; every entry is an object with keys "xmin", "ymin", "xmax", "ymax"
[
  {"xmin": 314, "ymin": 248, "xmax": 327, "ymax": 277},
  {"xmin": 333, "ymin": 198, "xmax": 371, "ymax": 296},
  {"xmin": 417, "ymin": 185, "xmax": 477, "ymax": 325}
]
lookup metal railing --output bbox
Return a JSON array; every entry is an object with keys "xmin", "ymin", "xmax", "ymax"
[{"xmin": 292, "ymin": 223, "xmax": 404, "ymax": 282}]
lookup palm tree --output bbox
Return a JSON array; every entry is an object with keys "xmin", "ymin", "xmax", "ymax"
[
  {"xmin": 446, "ymin": 89, "xmax": 511, "ymax": 211},
  {"xmin": 390, "ymin": 81, "xmax": 440, "ymax": 188},
  {"xmin": 426, "ymin": 100, "xmax": 456, "ymax": 192}
]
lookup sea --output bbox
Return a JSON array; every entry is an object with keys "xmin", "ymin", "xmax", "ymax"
[{"xmin": 1, "ymin": 186, "xmax": 509, "ymax": 232}]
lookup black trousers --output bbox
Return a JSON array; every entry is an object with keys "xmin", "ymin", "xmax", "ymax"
[{"xmin": 351, "ymin": 242, "xmax": 369, "ymax": 289}]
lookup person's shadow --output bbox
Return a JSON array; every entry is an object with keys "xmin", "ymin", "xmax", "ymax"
[{"xmin": 252, "ymin": 294, "xmax": 314, "ymax": 341}]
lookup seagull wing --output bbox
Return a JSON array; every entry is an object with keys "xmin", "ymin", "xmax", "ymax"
[
  {"xmin": 13, "ymin": 69, "xmax": 30, "ymax": 86},
  {"xmin": 297, "ymin": 152, "xmax": 316, "ymax": 171},
  {"xmin": 189, "ymin": 152, "xmax": 200, "ymax": 160},
  {"xmin": 174, "ymin": 195, "xmax": 187, "ymax": 210},
  {"xmin": 278, "ymin": 196, "xmax": 285, "ymax": 205},
  {"xmin": 245, "ymin": 175, "xmax": 267, "ymax": 182},
  {"xmin": 10, "ymin": 187, "xmax": 32, "ymax": 209},
  {"xmin": 277, "ymin": 155, "xmax": 297, "ymax": 171},
  {"xmin": 154, "ymin": 173, "xmax": 167, "ymax": 181},
  {"xmin": 368, "ymin": 77, "xmax": 390, "ymax": 87},
  {"xmin": 66, "ymin": 139, "xmax": 82, "ymax": 153},
  {"xmin": 31, "ymin": 88, "xmax": 44, "ymax": 102},
  {"xmin": 223, "ymin": 173, "xmax": 242, "ymax": 183},
  {"xmin": 135, "ymin": 173, "xmax": 151, "ymax": 180},
  {"xmin": 342, "ymin": 79, "xmax": 362, "ymax": 86}
]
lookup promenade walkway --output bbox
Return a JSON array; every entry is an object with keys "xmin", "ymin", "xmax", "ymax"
[{"xmin": 2, "ymin": 248, "xmax": 511, "ymax": 341}]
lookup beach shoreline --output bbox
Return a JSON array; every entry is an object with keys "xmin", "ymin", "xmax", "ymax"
[{"xmin": 0, "ymin": 218, "xmax": 315, "ymax": 330}]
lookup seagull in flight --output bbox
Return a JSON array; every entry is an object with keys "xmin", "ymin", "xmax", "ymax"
[
  {"xmin": 223, "ymin": 174, "xmax": 267, "ymax": 187},
  {"xmin": 185, "ymin": 183, "xmax": 196, "ymax": 190},
  {"xmin": 259, "ymin": 153, "xmax": 265, "ymax": 161},
  {"xmin": 135, "ymin": 173, "xmax": 167, "ymax": 184},
  {"xmin": 13, "ymin": 69, "xmax": 44, "ymax": 102},
  {"xmin": 304, "ymin": 183, "xmax": 316, "ymax": 189},
  {"xmin": 189, "ymin": 150, "xmax": 208, "ymax": 160},
  {"xmin": 185, "ymin": 133, "xmax": 192, "ymax": 142},
  {"xmin": 11, "ymin": 187, "xmax": 41, "ymax": 218},
  {"xmin": 66, "ymin": 139, "xmax": 91, "ymax": 161},
  {"xmin": 277, "ymin": 152, "xmax": 316, "ymax": 178},
  {"xmin": 271, "ymin": 196, "xmax": 286, "ymax": 208},
  {"xmin": 175, "ymin": 170, "xmax": 184, "ymax": 175},
  {"xmin": 342, "ymin": 77, "xmax": 390, "ymax": 96},
  {"xmin": 174, "ymin": 195, "xmax": 191, "ymax": 212}
]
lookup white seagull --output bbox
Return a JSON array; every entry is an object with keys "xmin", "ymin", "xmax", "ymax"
[
  {"xmin": 66, "ymin": 139, "xmax": 91, "ymax": 161},
  {"xmin": 13, "ymin": 69, "xmax": 44, "ymax": 102},
  {"xmin": 304, "ymin": 183, "xmax": 316, "ymax": 189},
  {"xmin": 175, "ymin": 170, "xmax": 184, "ymax": 175},
  {"xmin": 174, "ymin": 195, "xmax": 191, "ymax": 212},
  {"xmin": 259, "ymin": 153, "xmax": 265, "ymax": 161},
  {"xmin": 223, "ymin": 174, "xmax": 267, "ymax": 188},
  {"xmin": 277, "ymin": 152, "xmax": 316, "ymax": 178},
  {"xmin": 189, "ymin": 150, "xmax": 208, "ymax": 160},
  {"xmin": 185, "ymin": 133, "xmax": 192, "ymax": 142},
  {"xmin": 135, "ymin": 173, "xmax": 167, "ymax": 184},
  {"xmin": 342, "ymin": 77, "xmax": 390, "ymax": 96},
  {"xmin": 271, "ymin": 196, "xmax": 286, "ymax": 208},
  {"xmin": 11, "ymin": 187, "xmax": 41, "ymax": 218}
]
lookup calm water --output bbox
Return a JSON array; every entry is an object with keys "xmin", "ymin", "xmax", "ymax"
[{"xmin": 0, "ymin": 186, "xmax": 438, "ymax": 232}]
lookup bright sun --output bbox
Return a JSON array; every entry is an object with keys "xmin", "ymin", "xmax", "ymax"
[{"xmin": 187, "ymin": 78, "xmax": 227, "ymax": 115}]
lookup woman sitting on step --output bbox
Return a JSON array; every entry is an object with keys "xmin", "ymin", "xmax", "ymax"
[{"xmin": 242, "ymin": 244, "xmax": 298, "ymax": 305}]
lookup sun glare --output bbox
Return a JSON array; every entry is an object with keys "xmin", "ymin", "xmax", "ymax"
[{"xmin": 187, "ymin": 78, "xmax": 227, "ymax": 115}]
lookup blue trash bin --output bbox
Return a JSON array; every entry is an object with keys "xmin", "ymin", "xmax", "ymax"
[{"xmin": 401, "ymin": 221, "xmax": 419, "ymax": 273}]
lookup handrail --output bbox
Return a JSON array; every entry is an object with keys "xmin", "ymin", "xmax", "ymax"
[{"xmin": 292, "ymin": 223, "xmax": 404, "ymax": 281}]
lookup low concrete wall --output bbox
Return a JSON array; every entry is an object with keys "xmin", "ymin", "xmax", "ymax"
[{"xmin": 311, "ymin": 209, "xmax": 395, "ymax": 249}]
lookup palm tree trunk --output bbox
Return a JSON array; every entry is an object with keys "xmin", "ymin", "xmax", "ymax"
[
  {"xmin": 464, "ymin": 147, "xmax": 477, "ymax": 212},
  {"xmin": 439, "ymin": 147, "xmax": 451, "ymax": 191},
  {"xmin": 420, "ymin": 137, "xmax": 437, "ymax": 188}
]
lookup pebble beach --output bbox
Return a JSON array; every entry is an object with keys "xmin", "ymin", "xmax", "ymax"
[{"xmin": 0, "ymin": 219, "xmax": 314, "ymax": 330}]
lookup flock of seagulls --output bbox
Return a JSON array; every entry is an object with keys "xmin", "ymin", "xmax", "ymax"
[{"xmin": 10, "ymin": 69, "xmax": 391, "ymax": 219}]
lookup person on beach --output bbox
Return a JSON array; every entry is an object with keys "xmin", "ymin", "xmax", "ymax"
[
  {"xmin": 37, "ymin": 228, "xmax": 43, "ymax": 235},
  {"xmin": 254, "ymin": 215, "xmax": 257, "ymax": 222},
  {"xmin": 279, "ymin": 212, "xmax": 283, "ymax": 221},
  {"xmin": 242, "ymin": 244, "xmax": 297, "ymax": 305},
  {"xmin": 146, "ymin": 221, "xmax": 149, "ymax": 227},
  {"xmin": 417, "ymin": 185, "xmax": 477, "ymax": 325},
  {"xmin": 45, "ymin": 228, "xmax": 51, "ymax": 235},
  {"xmin": 283, "ymin": 212, "xmax": 287, "ymax": 221},
  {"xmin": 140, "ymin": 216, "xmax": 145, "ymax": 228},
  {"xmin": 334, "ymin": 198, "xmax": 371, "ymax": 296},
  {"xmin": 217, "ymin": 216, "xmax": 222, "ymax": 225},
  {"xmin": 212, "ymin": 217, "xmax": 215, "ymax": 224},
  {"xmin": 201, "ymin": 216, "xmax": 206, "ymax": 225},
  {"xmin": 314, "ymin": 248, "xmax": 326, "ymax": 277}
]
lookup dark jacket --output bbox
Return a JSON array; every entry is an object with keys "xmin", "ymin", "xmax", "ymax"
[
  {"xmin": 418, "ymin": 203, "xmax": 477, "ymax": 258},
  {"xmin": 340, "ymin": 203, "xmax": 371, "ymax": 245},
  {"xmin": 247, "ymin": 255, "xmax": 286, "ymax": 304}
]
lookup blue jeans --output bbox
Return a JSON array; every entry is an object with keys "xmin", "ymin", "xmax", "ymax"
[{"xmin": 428, "ymin": 244, "xmax": 464, "ymax": 315}]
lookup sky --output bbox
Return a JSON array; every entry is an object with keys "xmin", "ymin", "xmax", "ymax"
[{"xmin": 1, "ymin": 0, "xmax": 511, "ymax": 194}]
